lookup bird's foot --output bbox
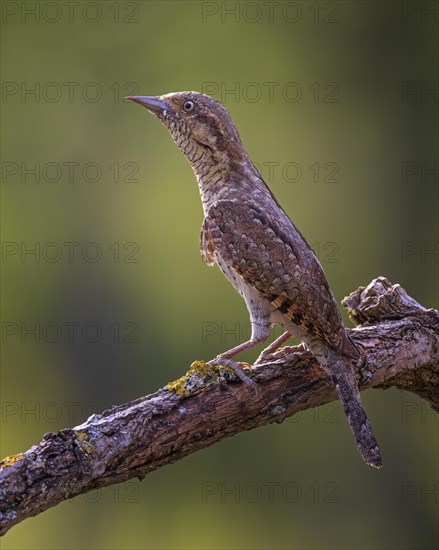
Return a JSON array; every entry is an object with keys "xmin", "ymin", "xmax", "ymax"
[
  {"xmin": 208, "ymin": 357, "xmax": 259, "ymax": 394},
  {"xmin": 255, "ymin": 343, "xmax": 306, "ymax": 365}
]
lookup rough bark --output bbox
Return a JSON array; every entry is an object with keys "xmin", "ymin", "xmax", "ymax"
[{"xmin": 1, "ymin": 277, "xmax": 438, "ymax": 535}]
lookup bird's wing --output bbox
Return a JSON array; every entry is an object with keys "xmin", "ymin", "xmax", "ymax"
[{"xmin": 201, "ymin": 199, "xmax": 357, "ymax": 358}]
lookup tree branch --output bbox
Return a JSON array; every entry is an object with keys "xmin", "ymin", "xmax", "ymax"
[{"xmin": 1, "ymin": 277, "xmax": 438, "ymax": 535}]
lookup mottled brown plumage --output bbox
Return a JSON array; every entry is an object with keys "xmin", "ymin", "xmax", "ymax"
[{"xmin": 127, "ymin": 91, "xmax": 382, "ymax": 468}]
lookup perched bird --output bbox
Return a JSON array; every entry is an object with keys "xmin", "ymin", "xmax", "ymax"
[{"xmin": 127, "ymin": 92, "xmax": 382, "ymax": 468}]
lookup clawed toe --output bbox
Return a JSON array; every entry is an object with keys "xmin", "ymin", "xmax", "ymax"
[{"xmin": 208, "ymin": 357, "xmax": 259, "ymax": 395}]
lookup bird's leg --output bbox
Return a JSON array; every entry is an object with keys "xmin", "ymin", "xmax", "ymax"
[
  {"xmin": 208, "ymin": 335, "xmax": 267, "ymax": 387},
  {"xmin": 255, "ymin": 331, "xmax": 308, "ymax": 364},
  {"xmin": 218, "ymin": 334, "xmax": 268, "ymax": 360},
  {"xmin": 255, "ymin": 331, "xmax": 292, "ymax": 364},
  {"xmin": 208, "ymin": 316, "xmax": 270, "ymax": 388}
]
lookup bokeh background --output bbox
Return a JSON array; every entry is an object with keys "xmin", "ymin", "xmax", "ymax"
[{"xmin": 1, "ymin": 1, "xmax": 438, "ymax": 549}]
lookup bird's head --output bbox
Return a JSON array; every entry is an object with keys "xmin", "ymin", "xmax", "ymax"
[{"xmin": 126, "ymin": 91, "xmax": 249, "ymax": 171}]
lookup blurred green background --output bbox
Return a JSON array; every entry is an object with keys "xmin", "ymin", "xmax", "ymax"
[{"xmin": 1, "ymin": 1, "xmax": 438, "ymax": 549}]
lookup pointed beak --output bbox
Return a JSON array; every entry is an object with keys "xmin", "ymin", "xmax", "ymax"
[{"xmin": 125, "ymin": 96, "xmax": 173, "ymax": 114}]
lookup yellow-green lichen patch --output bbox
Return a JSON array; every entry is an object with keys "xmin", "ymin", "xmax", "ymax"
[
  {"xmin": 166, "ymin": 360, "xmax": 245, "ymax": 396},
  {"xmin": 0, "ymin": 452, "xmax": 24, "ymax": 469},
  {"xmin": 75, "ymin": 431, "xmax": 94, "ymax": 455},
  {"xmin": 343, "ymin": 305, "xmax": 359, "ymax": 323},
  {"xmin": 166, "ymin": 376, "xmax": 189, "ymax": 395},
  {"xmin": 167, "ymin": 360, "xmax": 230, "ymax": 396}
]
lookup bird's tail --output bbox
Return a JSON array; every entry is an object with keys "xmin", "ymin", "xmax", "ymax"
[{"xmin": 327, "ymin": 349, "xmax": 382, "ymax": 469}]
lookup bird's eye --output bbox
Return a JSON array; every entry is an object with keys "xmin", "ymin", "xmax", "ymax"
[{"xmin": 183, "ymin": 100, "xmax": 195, "ymax": 112}]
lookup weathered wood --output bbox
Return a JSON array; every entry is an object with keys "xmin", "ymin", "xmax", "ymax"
[{"xmin": 0, "ymin": 277, "xmax": 438, "ymax": 535}]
